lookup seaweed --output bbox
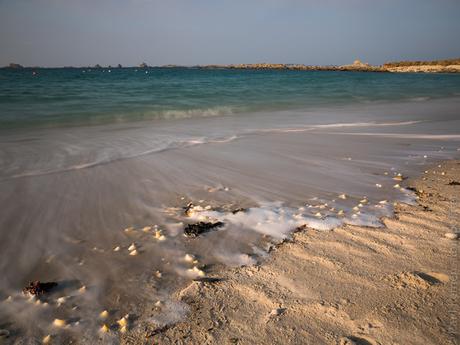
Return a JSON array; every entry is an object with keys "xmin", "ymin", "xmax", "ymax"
[
  {"xmin": 23, "ymin": 281, "xmax": 57, "ymax": 296},
  {"xmin": 184, "ymin": 222, "xmax": 224, "ymax": 237}
]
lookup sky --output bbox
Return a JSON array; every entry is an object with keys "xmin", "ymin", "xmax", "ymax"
[{"xmin": 1, "ymin": 0, "xmax": 460, "ymax": 67}]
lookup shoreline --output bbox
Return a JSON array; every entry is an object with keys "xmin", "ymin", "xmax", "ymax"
[{"xmin": 133, "ymin": 160, "xmax": 460, "ymax": 344}]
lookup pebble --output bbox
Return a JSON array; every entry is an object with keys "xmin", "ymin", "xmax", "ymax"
[
  {"xmin": 129, "ymin": 249, "xmax": 138, "ymax": 256},
  {"xmin": 142, "ymin": 226, "xmax": 152, "ymax": 232},
  {"xmin": 113, "ymin": 246, "xmax": 120, "ymax": 252},
  {"xmin": 100, "ymin": 310, "xmax": 109, "ymax": 319},
  {"xmin": 188, "ymin": 266, "xmax": 205, "ymax": 277},
  {"xmin": 393, "ymin": 184, "xmax": 401, "ymax": 189},
  {"xmin": 184, "ymin": 254, "xmax": 195, "ymax": 262},
  {"xmin": 100, "ymin": 324, "xmax": 109, "ymax": 333},
  {"xmin": 338, "ymin": 194, "xmax": 347, "ymax": 200},
  {"xmin": 445, "ymin": 233, "xmax": 459, "ymax": 240},
  {"xmin": 42, "ymin": 335, "xmax": 51, "ymax": 344},
  {"xmin": 78, "ymin": 285, "xmax": 86, "ymax": 293},
  {"xmin": 375, "ymin": 183, "xmax": 382, "ymax": 188},
  {"xmin": 269, "ymin": 308, "xmax": 286, "ymax": 316},
  {"xmin": 117, "ymin": 316, "xmax": 128, "ymax": 328},
  {"xmin": 53, "ymin": 319, "xmax": 66, "ymax": 327},
  {"xmin": 128, "ymin": 243, "xmax": 136, "ymax": 251}
]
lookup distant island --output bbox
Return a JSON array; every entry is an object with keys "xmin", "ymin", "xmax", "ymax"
[{"xmin": 3, "ymin": 58, "xmax": 460, "ymax": 73}]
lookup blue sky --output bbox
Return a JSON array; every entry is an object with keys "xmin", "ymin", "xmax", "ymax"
[{"xmin": 1, "ymin": 0, "xmax": 459, "ymax": 67}]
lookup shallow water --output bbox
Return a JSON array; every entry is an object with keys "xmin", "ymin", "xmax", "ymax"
[{"xmin": 0, "ymin": 70, "xmax": 460, "ymax": 343}]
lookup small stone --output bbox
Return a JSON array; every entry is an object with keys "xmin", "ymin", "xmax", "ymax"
[
  {"xmin": 445, "ymin": 233, "xmax": 459, "ymax": 240},
  {"xmin": 129, "ymin": 249, "xmax": 138, "ymax": 256},
  {"xmin": 42, "ymin": 334, "xmax": 51, "ymax": 344},
  {"xmin": 53, "ymin": 319, "xmax": 66, "ymax": 327},
  {"xmin": 269, "ymin": 308, "xmax": 286, "ymax": 317},
  {"xmin": 117, "ymin": 317, "xmax": 128, "ymax": 328},
  {"xmin": 100, "ymin": 324, "xmax": 109, "ymax": 333},
  {"xmin": 128, "ymin": 243, "xmax": 136, "ymax": 251},
  {"xmin": 100, "ymin": 310, "xmax": 109, "ymax": 319}
]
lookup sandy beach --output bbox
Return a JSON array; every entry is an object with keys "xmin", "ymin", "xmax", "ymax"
[{"xmin": 126, "ymin": 160, "xmax": 460, "ymax": 345}]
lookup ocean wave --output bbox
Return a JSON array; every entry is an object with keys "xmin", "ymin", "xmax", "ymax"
[
  {"xmin": 254, "ymin": 120, "xmax": 422, "ymax": 134},
  {"xmin": 328, "ymin": 133, "xmax": 460, "ymax": 140},
  {"xmin": 159, "ymin": 106, "xmax": 236, "ymax": 119},
  {"xmin": 4, "ymin": 134, "xmax": 240, "ymax": 180}
]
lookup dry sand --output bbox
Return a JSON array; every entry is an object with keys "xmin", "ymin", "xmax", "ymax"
[{"xmin": 125, "ymin": 161, "xmax": 459, "ymax": 345}]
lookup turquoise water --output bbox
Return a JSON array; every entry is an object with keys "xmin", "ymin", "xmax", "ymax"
[{"xmin": 1, "ymin": 68, "xmax": 460, "ymax": 128}]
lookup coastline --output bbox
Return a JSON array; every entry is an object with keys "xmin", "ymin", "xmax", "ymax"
[
  {"xmin": 132, "ymin": 160, "xmax": 460, "ymax": 345},
  {"xmin": 3, "ymin": 58, "xmax": 460, "ymax": 73}
]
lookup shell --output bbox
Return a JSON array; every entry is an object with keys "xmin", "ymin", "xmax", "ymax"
[
  {"xmin": 53, "ymin": 319, "xmax": 66, "ymax": 327},
  {"xmin": 100, "ymin": 324, "xmax": 109, "ymax": 333},
  {"xmin": 117, "ymin": 317, "xmax": 127, "ymax": 328}
]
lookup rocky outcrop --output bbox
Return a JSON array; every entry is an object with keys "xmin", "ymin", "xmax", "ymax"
[
  {"xmin": 7, "ymin": 63, "xmax": 24, "ymax": 69},
  {"xmin": 197, "ymin": 58, "xmax": 460, "ymax": 73}
]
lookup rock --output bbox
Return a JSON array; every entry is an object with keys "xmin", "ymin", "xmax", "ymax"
[
  {"xmin": 184, "ymin": 221, "xmax": 224, "ymax": 237},
  {"xmin": 231, "ymin": 208, "xmax": 247, "ymax": 214},
  {"xmin": 269, "ymin": 308, "xmax": 286, "ymax": 316},
  {"xmin": 139, "ymin": 62, "xmax": 148, "ymax": 68},
  {"xmin": 23, "ymin": 281, "xmax": 57, "ymax": 296},
  {"xmin": 8, "ymin": 63, "xmax": 23, "ymax": 69},
  {"xmin": 445, "ymin": 233, "xmax": 459, "ymax": 240}
]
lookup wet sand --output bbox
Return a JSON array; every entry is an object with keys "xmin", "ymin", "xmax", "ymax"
[{"xmin": 131, "ymin": 160, "xmax": 460, "ymax": 345}]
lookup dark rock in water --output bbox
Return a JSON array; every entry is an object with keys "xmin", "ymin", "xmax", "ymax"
[
  {"xmin": 183, "ymin": 202, "xmax": 194, "ymax": 216},
  {"xmin": 23, "ymin": 281, "xmax": 58, "ymax": 295},
  {"xmin": 231, "ymin": 208, "xmax": 247, "ymax": 214},
  {"xmin": 184, "ymin": 222, "xmax": 224, "ymax": 238},
  {"xmin": 117, "ymin": 64, "xmax": 122, "ymax": 68},
  {"xmin": 448, "ymin": 181, "xmax": 460, "ymax": 186}
]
